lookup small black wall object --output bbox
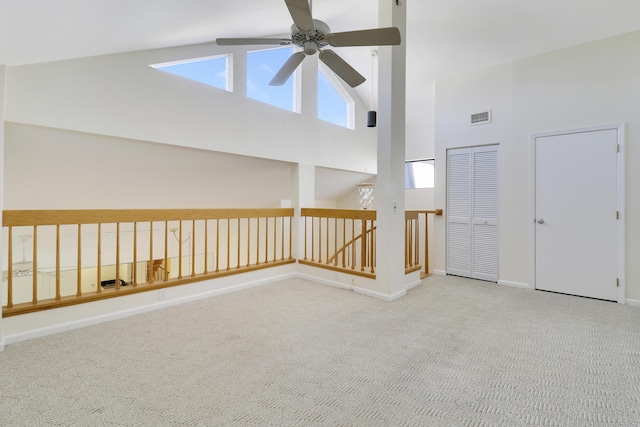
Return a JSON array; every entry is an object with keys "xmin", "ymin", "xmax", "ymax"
[{"xmin": 367, "ymin": 111, "xmax": 377, "ymax": 127}]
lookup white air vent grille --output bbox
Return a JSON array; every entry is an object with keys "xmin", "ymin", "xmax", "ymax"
[{"xmin": 470, "ymin": 110, "xmax": 491, "ymax": 125}]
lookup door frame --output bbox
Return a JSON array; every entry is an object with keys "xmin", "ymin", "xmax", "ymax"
[{"xmin": 529, "ymin": 123, "xmax": 626, "ymax": 303}]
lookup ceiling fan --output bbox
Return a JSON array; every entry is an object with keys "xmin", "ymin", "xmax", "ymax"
[{"xmin": 216, "ymin": 0, "xmax": 401, "ymax": 88}]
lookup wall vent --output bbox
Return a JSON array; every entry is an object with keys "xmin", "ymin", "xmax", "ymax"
[{"xmin": 470, "ymin": 110, "xmax": 491, "ymax": 126}]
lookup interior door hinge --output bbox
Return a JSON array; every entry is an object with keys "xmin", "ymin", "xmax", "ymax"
[
  {"xmin": 617, "ymin": 278, "xmax": 620, "ymax": 287},
  {"xmin": 617, "ymin": 211, "xmax": 620, "ymax": 220},
  {"xmin": 617, "ymin": 144, "xmax": 620, "ymax": 152}
]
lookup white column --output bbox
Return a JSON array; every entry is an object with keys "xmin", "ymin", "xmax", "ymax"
[
  {"xmin": 0, "ymin": 64, "xmax": 6, "ymax": 351},
  {"xmin": 292, "ymin": 163, "xmax": 315, "ymax": 261},
  {"xmin": 375, "ymin": 0, "xmax": 407, "ymax": 297}
]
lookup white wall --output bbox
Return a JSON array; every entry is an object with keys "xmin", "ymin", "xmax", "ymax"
[
  {"xmin": 434, "ymin": 30, "xmax": 640, "ymax": 299},
  {"xmin": 4, "ymin": 123, "xmax": 295, "ymax": 210},
  {"xmin": 5, "ymin": 42, "xmax": 377, "ymax": 174},
  {"xmin": 0, "ymin": 64, "xmax": 6, "ymax": 351}
]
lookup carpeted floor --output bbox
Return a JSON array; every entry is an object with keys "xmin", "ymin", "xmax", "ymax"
[{"xmin": 1, "ymin": 274, "xmax": 640, "ymax": 426}]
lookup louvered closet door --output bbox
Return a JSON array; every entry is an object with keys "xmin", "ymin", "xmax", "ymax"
[{"xmin": 446, "ymin": 145, "xmax": 499, "ymax": 281}]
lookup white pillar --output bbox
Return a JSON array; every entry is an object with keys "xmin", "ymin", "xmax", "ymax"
[
  {"xmin": 375, "ymin": 0, "xmax": 407, "ymax": 298},
  {"xmin": 0, "ymin": 64, "xmax": 6, "ymax": 351},
  {"xmin": 292, "ymin": 163, "xmax": 315, "ymax": 261}
]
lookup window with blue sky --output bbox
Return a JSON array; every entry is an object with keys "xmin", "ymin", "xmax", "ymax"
[
  {"xmin": 151, "ymin": 48, "xmax": 353, "ymax": 127},
  {"xmin": 318, "ymin": 68, "xmax": 352, "ymax": 129},
  {"xmin": 246, "ymin": 47, "xmax": 295, "ymax": 112},
  {"xmin": 151, "ymin": 55, "xmax": 230, "ymax": 91}
]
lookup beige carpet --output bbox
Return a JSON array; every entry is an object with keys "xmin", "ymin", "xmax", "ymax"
[{"xmin": 1, "ymin": 274, "xmax": 640, "ymax": 426}]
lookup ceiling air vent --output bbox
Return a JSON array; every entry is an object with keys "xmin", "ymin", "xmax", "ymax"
[{"xmin": 470, "ymin": 110, "xmax": 491, "ymax": 126}]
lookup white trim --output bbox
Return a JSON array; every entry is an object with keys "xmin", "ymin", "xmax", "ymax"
[
  {"xmin": 433, "ymin": 269, "xmax": 447, "ymax": 276},
  {"xmin": 497, "ymin": 279, "xmax": 533, "ymax": 290},
  {"xmin": 530, "ymin": 123, "xmax": 626, "ymax": 303},
  {"xmin": 3, "ymin": 273, "xmax": 296, "ymax": 346},
  {"xmin": 352, "ymin": 286, "xmax": 406, "ymax": 301},
  {"xmin": 625, "ymin": 299, "xmax": 640, "ymax": 308},
  {"xmin": 295, "ymin": 273, "xmax": 351, "ymax": 290},
  {"xmin": 405, "ymin": 279, "xmax": 422, "ymax": 291}
]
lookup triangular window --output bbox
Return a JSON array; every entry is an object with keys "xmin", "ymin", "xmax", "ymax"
[
  {"xmin": 151, "ymin": 55, "xmax": 230, "ymax": 91},
  {"xmin": 318, "ymin": 66, "xmax": 354, "ymax": 129},
  {"xmin": 246, "ymin": 47, "xmax": 297, "ymax": 112}
]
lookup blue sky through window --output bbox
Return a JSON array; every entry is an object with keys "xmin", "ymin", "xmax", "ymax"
[
  {"xmin": 318, "ymin": 71, "xmax": 347, "ymax": 127},
  {"xmin": 155, "ymin": 56, "xmax": 228, "ymax": 90},
  {"xmin": 246, "ymin": 47, "xmax": 294, "ymax": 111}
]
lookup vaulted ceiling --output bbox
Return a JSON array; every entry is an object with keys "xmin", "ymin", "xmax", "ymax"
[{"xmin": 2, "ymin": 0, "xmax": 639, "ymax": 81}]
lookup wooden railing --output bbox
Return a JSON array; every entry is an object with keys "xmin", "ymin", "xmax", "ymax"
[
  {"xmin": 300, "ymin": 208, "xmax": 377, "ymax": 278},
  {"xmin": 300, "ymin": 208, "xmax": 442, "ymax": 279},
  {"xmin": 405, "ymin": 210, "xmax": 443, "ymax": 278},
  {"xmin": 2, "ymin": 209, "xmax": 294, "ymax": 316}
]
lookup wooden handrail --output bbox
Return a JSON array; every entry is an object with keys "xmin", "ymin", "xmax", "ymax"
[
  {"xmin": 3, "ymin": 208, "xmax": 294, "ymax": 226},
  {"xmin": 2, "ymin": 208, "xmax": 295, "ymax": 317}
]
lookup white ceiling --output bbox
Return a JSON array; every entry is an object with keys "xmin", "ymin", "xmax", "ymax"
[{"xmin": 2, "ymin": 0, "xmax": 639, "ymax": 80}]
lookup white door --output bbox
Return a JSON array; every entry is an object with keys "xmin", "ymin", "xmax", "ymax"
[
  {"xmin": 535, "ymin": 129, "xmax": 619, "ymax": 301},
  {"xmin": 447, "ymin": 145, "xmax": 499, "ymax": 281}
]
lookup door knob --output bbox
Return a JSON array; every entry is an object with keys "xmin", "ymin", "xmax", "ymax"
[{"xmin": 537, "ymin": 219, "xmax": 545, "ymax": 224}]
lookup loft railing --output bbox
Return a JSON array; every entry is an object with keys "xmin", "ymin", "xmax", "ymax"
[
  {"xmin": 300, "ymin": 208, "xmax": 442, "ymax": 279},
  {"xmin": 2, "ymin": 208, "xmax": 294, "ymax": 317},
  {"xmin": 300, "ymin": 208, "xmax": 377, "ymax": 278},
  {"xmin": 405, "ymin": 210, "xmax": 443, "ymax": 278}
]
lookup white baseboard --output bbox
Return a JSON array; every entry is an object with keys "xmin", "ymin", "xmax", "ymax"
[
  {"xmin": 294, "ymin": 273, "xmax": 351, "ymax": 290},
  {"xmin": 625, "ymin": 298, "xmax": 640, "ymax": 308},
  {"xmin": 3, "ymin": 273, "xmax": 296, "ymax": 346},
  {"xmin": 352, "ymin": 286, "xmax": 406, "ymax": 302},
  {"xmin": 497, "ymin": 279, "xmax": 533, "ymax": 290},
  {"xmin": 433, "ymin": 269, "xmax": 447, "ymax": 276},
  {"xmin": 0, "ymin": 340, "xmax": 4, "ymax": 353},
  {"xmin": 405, "ymin": 279, "xmax": 422, "ymax": 291}
]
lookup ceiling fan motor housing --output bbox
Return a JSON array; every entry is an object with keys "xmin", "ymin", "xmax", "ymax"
[{"xmin": 290, "ymin": 19, "xmax": 330, "ymax": 55}]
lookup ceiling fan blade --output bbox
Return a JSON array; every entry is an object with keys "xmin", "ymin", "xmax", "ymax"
[
  {"xmin": 319, "ymin": 50, "xmax": 366, "ymax": 88},
  {"xmin": 216, "ymin": 38, "xmax": 292, "ymax": 46},
  {"xmin": 325, "ymin": 27, "xmax": 401, "ymax": 47},
  {"xmin": 284, "ymin": 0, "xmax": 315, "ymax": 34},
  {"xmin": 269, "ymin": 52, "xmax": 306, "ymax": 86}
]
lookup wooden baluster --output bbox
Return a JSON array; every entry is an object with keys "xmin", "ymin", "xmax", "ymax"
[
  {"xmin": 115, "ymin": 223, "xmax": 121, "ymax": 290},
  {"xmin": 226, "ymin": 219, "xmax": 231, "ymax": 270},
  {"xmin": 247, "ymin": 218, "xmax": 251, "ymax": 267},
  {"xmin": 311, "ymin": 217, "xmax": 315, "ymax": 262},
  {"xmin": 264, "ymin": 216, "xmax": 269, "ymax": 264},
  {"xmin": 55, "ymin": 225, "xmax": 61, "ymax": 300},
  {"xmin": 7, "ymin": 226, "xmax": 13, "ymax": 308},
  {"xmin": 164, "ymin": 222, "xmax": 169, "ymax": 281},
  {"xmin": 360, "ymin": 219, "xmax": 366, "ymax": 272},
  {"xmin": 133, "ymin": 222, "xmax": 138, "ymax": 286},
  {"xmin": 280, "ymin": 217, "xmax": 285, "ymax": 261},
  {"xmin": 288, "ymin": 215, "xmax": 293, "ymax": 260},
  {"xmin": 150, "ymin": 221, "xmax": 155, "ymax": 282},
  {"xmin": 351, "ymin": 219, "xmax": 356, "ymax": 270},
  {"xmin": 97, "ymin": 224, "xmax": 102, "ymax": 294},
  {"xmin": 370, "ymin": 220, "xmax": 376, "ymax": 274},
  {"xmin": 273, "ymin": 217, "xmax": 277, "ymax": 262},
  {"xmin": 342, "ymin": 218, "xmax": 346, "ymax": 268},
  {"xmin": 32, "ymin": 226, "xmax": 38, "ymax": 302},
  {"xmin": 407, "ymin": 219, "xmax": 411, "ymax": 268},
  {"xmin": 333, "ymin": 218, "xmax": 338, "ymax": 266},
  {"xmin": 237, "ymin": 218, "xmax": 241, "ymax": 268},
  {"xmin": 191, "ymin": 220, "xmax": 196, "ymax": 276},
  {"xmin": 77, "ymin": 224, "xmax": 82, "ymax": 297},
  {"xmin": 204, "ymin": 220, "xmax": 209, "ymax": 274},
  {"xmin": 325, "ymin": 218, "xmax": 329, "ymax": 265},
  {"xmin": 215, "ymin": 219, "xmax": 220, "ymax": 273},
  {"xmin": 414, "ymin": 218, "xmax": 420, "ymax": 267},
  {"xmin": 178, "ymin": 221, "xmax": 183, "ymax": 279},
  {"xmin": 303, "ymin": 216, "xmax": 308, "ymax": 261},
  {"xmin": 256, "ymin": 217, "xmax": 260, "ymax": 265},
  {"xmin": 424, "ymin": 213, "xmax": 430, "ymax": 276}
]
